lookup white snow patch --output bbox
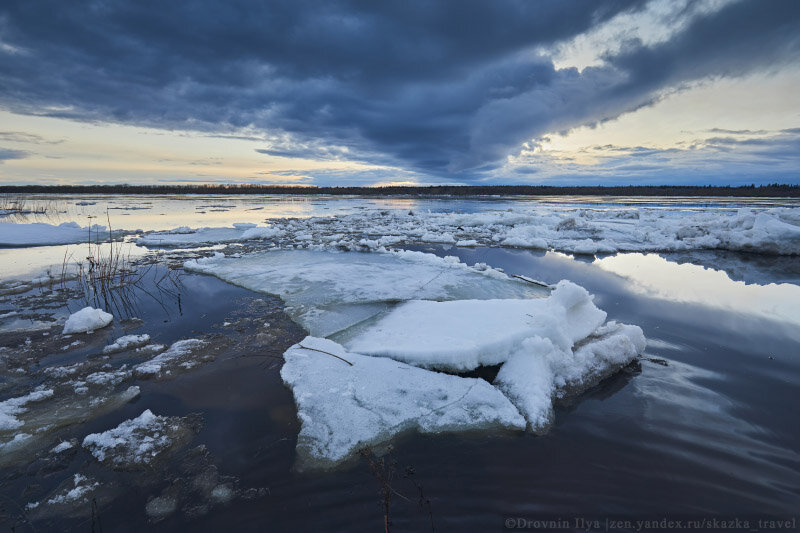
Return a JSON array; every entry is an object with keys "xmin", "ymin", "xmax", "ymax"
[
  {"xmin": 82, "ymin": 409, "xmax": 181, "ymax": 466},
  {"xmin": 0, "ymin": 222, "xmax": 120, "ymax": 247},
  {"xmin": 62, "ymin": 307, "xmax": 113, "ymax": 334},
  {"xmin": 52, "ymin": 441, "xmax": 74, "ymax": 453},
  {"xmin": 134, "ymin": 338, "xmax": 207, "ymax": 377},
  {"xmin": 138, "ymin": 224, "xmax": 283, "ymax": 246},
  {"xmin": 102, "ymin": 334, "xmax": 150, "ymax": 354}
]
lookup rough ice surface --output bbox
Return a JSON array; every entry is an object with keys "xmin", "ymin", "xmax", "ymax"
[
  {"xmin": 137, "ymin": 223, "xmax": 283, "ymax": 247},
  {"xmin": 185, "ymin": 249, "xmax": 545, "ymax": 337},
  {"xmin": 0, "ymin": 221, "xmax": 123, "ymax": 247},
  {"xmin": 342, "ymin": 281, "xmax": 607, "ymax": 371},
  {"xmin": 102, "ymin": 334, "xmax": 151, "ymax": 354},
  {"xmin": 134, "ymin": 338, "xmax": 209, "ymax": 378},
  {"xmin": 494, "ymin": 322, "xmax": 645, "ymax": 428},
  {"xmin": 281, "ymin": 337, "xmax": 526, "ymax": 467},
  {"xmin": 62, "ymin": 307, "xmax": 113, "ymax": 334},
  {"xmin": 164, "ymin": 205, "xmax": 800, "ymax": 255},
  {"xmin": 82, "ymin": 409, "xmax": 196, "ymax": 469}
]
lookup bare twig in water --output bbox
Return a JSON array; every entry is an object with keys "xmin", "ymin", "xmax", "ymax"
[
  {"xmin": 404, "ymin": 466, "xmax": 436, "ymax": 533},
  {"xmin": 510, "ymin": 274, "xmax": 551, "ymax": 288},
  {"xmin": 360, "ymin": 446, "xmax": 407, "ymax": 533},
  {"xmin": 296, "ymin": 344, "xmax": 354, "ymax": 366}
]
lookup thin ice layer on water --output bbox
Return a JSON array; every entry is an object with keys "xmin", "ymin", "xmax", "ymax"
[
  {"xmin": 281, "ymin": 337, "xmax": 525, "ymax": 468},
  {"xmin": 185, "ymin": 249, "xmax": 546, "ymax": 337}
]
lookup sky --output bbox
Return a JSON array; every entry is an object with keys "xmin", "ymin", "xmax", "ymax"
[{"xmin": 0, "ymin": 0, "xmax": 799, "ymax": 187}]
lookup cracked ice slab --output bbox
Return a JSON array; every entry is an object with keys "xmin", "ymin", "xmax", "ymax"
[
  {"xmin": 341, "ymin": 281, "xmax": 607, "ymax": 371},
  {"xmin": 137, "ymin": 223, "xmax": 283, "ymax": 247},
  {"xmin": 337, "ymin": 281, "xmax": 645, "ymax": 431},
  {"xmin": 185, "ymin": 249, "xmax": 546, "ymax": 337},
  {"xmin": 281, "ymin": 337, "xmax": 525, "ymax": 468}
]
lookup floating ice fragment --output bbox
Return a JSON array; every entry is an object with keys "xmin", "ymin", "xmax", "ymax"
[
  {"xmin": 62, "ymin": 307, "xmax": 113, "ymax": 334},
  {"xmin": 102, "ymin": 334, "xmax": 151, "ymax": 354},
  {"xmin": 281, "ymin": 337, "xmax": 525, "ymax": 468},
  {"xmin": 138, "ymin": 224, "xmax": 283, "ymax": 247},
  {"xmin": 82, "ymin": 409, "xmax": 198, "ymax": 469},
  {"xmin": 134, "ymin": 338, "xmax": 209, "ymax": 378}
]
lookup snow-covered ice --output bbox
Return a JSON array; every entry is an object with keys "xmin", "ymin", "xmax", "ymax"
[
  {"xmin": 137, "ymin": 223, "xmax": 283, "ymax": 247},
  {"xmin": 62, "ymin": 307, "xmax": 113, "ymax": 334},
  {"xmin": 185, "ymin": 246, "xmax": 646, "ymax": 466},
  {"xmin": 341, "ymin": 281, "xmax": 607, "ymax": 371},
  {"xmin": 82, "ymin": 409, "xmax": 197, "ymax": 468},
  {"xmin": 166, "ymin": 205, "xmax": 800, "ymax": 255},
  {"xmin": 134, "ymin": 338, "xmax": 209, "ymax": 378},
  {"xmin": 102, "ymin": 334, "xmax": 151, "ymax": 354},
  {"xmin": 0, "ymin": 221, "xmax": 124, "ymax": 247},
  {"xmin": 281, "ymin": 337, "xmax": 525, "ymax": 467}
]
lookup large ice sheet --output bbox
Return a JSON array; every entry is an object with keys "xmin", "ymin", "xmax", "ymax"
[
  {"xmin": 185, "ymin": 249, "xmax": 546, "ymax": 337},
  {"xmin": 0, "ymin": 222, "xmax": 123, "ymax": 247},
  {"xmin": 281, "ymin": 337, "xmax": 525, "ymax": 468}
]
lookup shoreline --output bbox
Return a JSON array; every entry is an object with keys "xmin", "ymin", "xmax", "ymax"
[{"xmin": 1, "ymin": 184, "xmax": 799, "ymax": 197}]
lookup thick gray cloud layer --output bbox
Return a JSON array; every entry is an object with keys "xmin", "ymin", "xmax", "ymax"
[{"xmin": 0, "ymin": 0, "xmax": 798, "ymax": 179}]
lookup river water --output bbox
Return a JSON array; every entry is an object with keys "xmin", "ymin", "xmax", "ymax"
[{"xmin": 1, "ymin": 194, "xmax": 798, "ymax": 531}]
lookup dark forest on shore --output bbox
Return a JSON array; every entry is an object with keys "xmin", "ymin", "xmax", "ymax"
[{"xmin": 0, "ymin": 183, "xmax": 798, "ymax": 197}]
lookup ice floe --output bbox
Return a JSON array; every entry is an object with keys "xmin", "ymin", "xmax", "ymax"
[
  {"xmin": 62, "ymin": 307, "xmax": 113, "ymax": 334},
  {"xmin": 134, "ymin": 338, "xmax": 210, "ymax": 378},
  {"xmin": 137, "ymin": 223, "xmax": 283, "ymax": 247},
  {"xmin": 160, "ymin": 205, "xmax": 800, "ymax": 255},
  {"xmin": 82, "ymin": 409, "xmax": 199, "ymax": 469},
  {"xmin": 186, "ymin": 247, "xmax": 646, "ymax": 466},
  {"xmin": 281, "ymin": 337, "xmax": 525, "ymax": 467},
  {"xmin": 0, "ymin": 221, "xmax": 125, "ymax": 247},
  {"xmin": 102, "ymin": 333, "xmax": 151, "ymax": 354},
  {"xmin": 185, "ymin": 249, "xmax": 546, "ymax": 337}
]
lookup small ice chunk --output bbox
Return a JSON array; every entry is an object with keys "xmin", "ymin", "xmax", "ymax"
[
  {"xmin": 134, "ymin": 338, "xmax": 208, "ymax": 377},
  {"xmin": 46, "ymin": 474, "xmax": 99, "ymax": 505},
  {"xmin": 281, "ymin": 337, "xmax": 525, "ymax": 468},
  {"xmin": 52, "ymin": 441, "xmax": 74, "ymax": 453},
  {"xmin": 82, "ymin": 409, "xmax": 196, "ymax": 468},
  {"xmin": 62, "ymin": 307, "xmax": 113, "ymax": 334},
  {"xmin": 102, "ymin": 334, "xmax": 151, "ymax": 354}
]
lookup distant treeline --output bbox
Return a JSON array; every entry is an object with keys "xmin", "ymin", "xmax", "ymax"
[{"xmin": 1, "ymin": 183, "xmax": 799, "ymax": 197}]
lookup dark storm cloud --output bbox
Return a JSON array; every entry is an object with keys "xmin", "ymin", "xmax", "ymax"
[{"xmin": 0, "ymin": 0, "xmax": 798, "ymax": 179}]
